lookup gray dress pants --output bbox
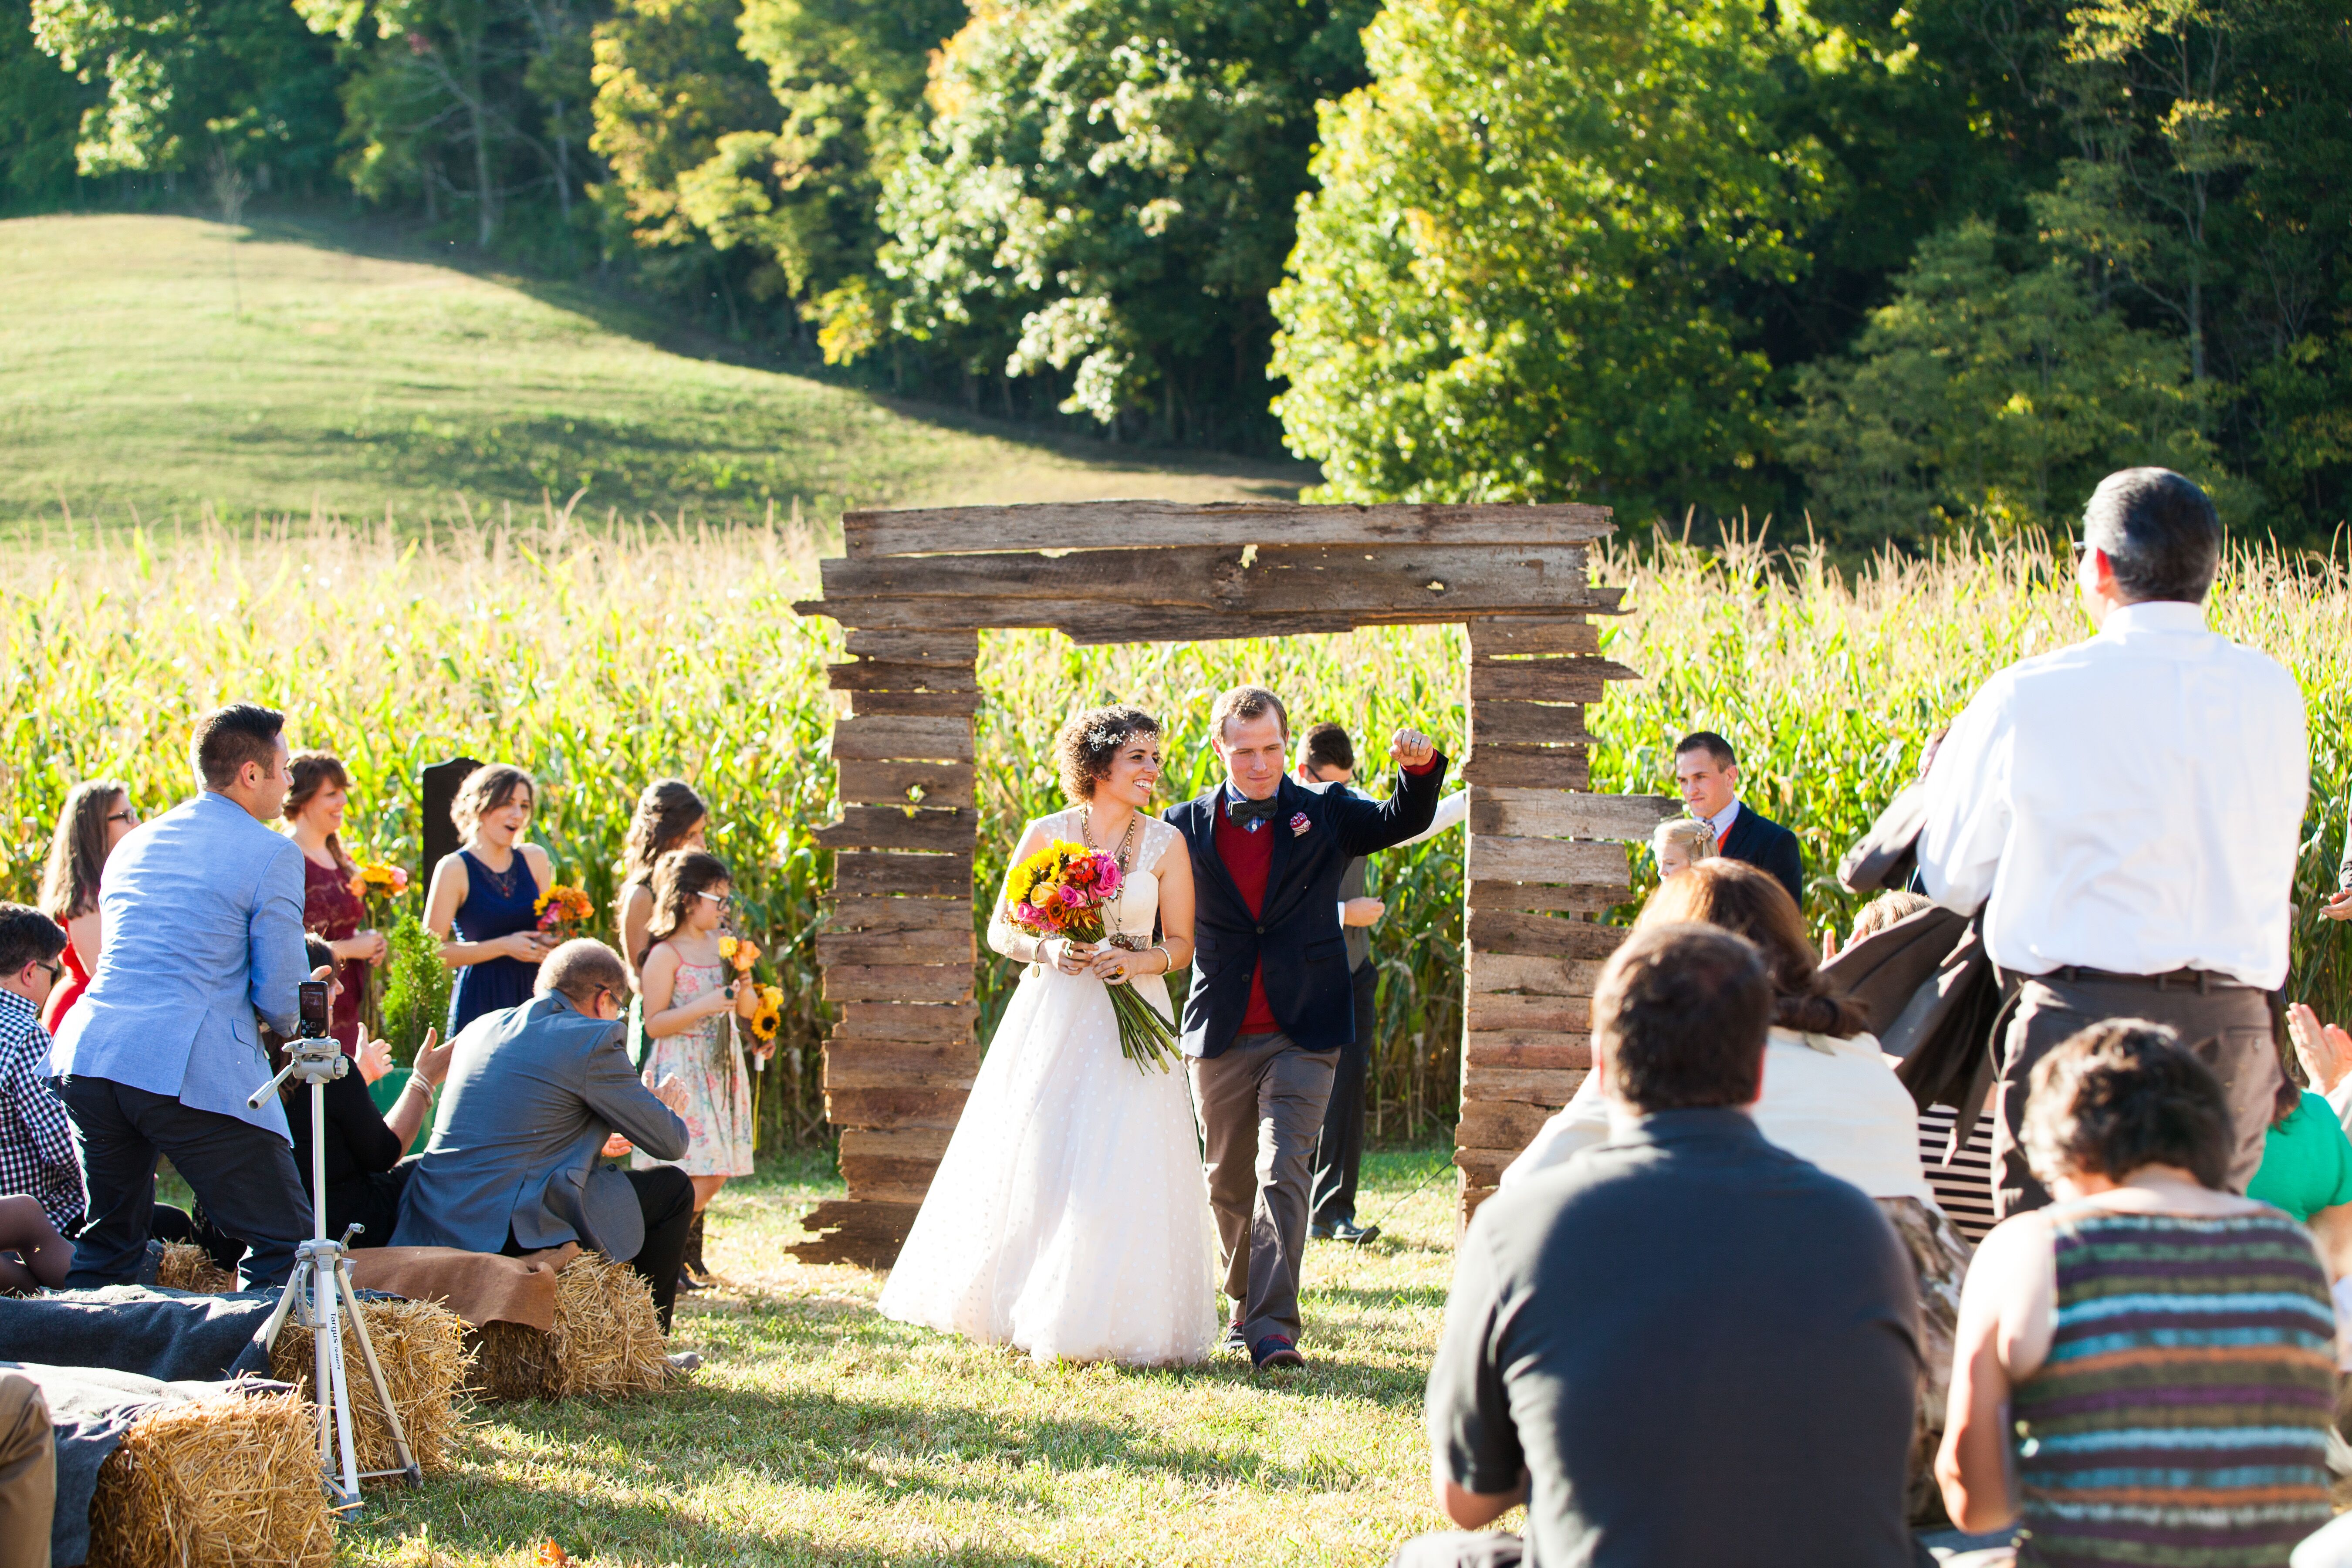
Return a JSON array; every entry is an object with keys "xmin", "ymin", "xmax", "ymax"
[{"xmin": 1189, "ymin": 1031, "xmax": 1336, "ymax": 1347}]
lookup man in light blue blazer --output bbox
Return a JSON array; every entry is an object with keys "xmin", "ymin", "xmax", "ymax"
[{"xmin": 51, "ymin": 703, "xmax": 313, "ymax": 1289}]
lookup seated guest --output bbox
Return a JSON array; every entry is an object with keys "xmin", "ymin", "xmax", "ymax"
[
  {"xmin": 270, "ymin": 936, "xmax": 453, "ymax": 1247},
  {"xmin": 51, "ymin": 704, "xmax": 312, "ymax": 1291},
  {"xmin": 1672, "ymin": 730, "xmax": 1802, "ymax": 907},
  {"xmin": 1400, "ymin": 923, "xmax": 1918, "ymax": 1568},
  {"xmin": 0, "ymin": 1368, "xmax": 51, "ymax": 1560},
  {"xmin": 392, "ymin": 939, "xmax": 696, "ymax": 1330},
  {"xmin": 0, "ymin": 905, "xmax": 84, "ymax": 1269},
  {"xmin": 1649, "ymin": 817, "xmax": 1714, "ymax": 881},
  {"xmin": 1940, "ymin": 1021, "xmax": 2336, "ymax": 1556},
  {"xmin": 36, "ymin": 778, "xmax": 137, "ymax": 1037},
  {"xmin": 2245, "ymin": 1071, "xmax": 2352, "ymax": 1281}
]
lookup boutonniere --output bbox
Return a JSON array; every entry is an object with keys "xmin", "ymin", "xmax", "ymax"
[{"xmin": 1290, "ymin": 813, "xmax": 1311, "ymax": 836}]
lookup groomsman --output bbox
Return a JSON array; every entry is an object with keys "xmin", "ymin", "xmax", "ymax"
[{"xmin": 1673, "ymin": 732, "xmax": 1803, "ymax": 909}]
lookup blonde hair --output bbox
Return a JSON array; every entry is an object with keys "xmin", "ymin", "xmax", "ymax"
[
  {"xmin": 1210, "ymin": 685, "xmax": 1288, "ymax": 742},
  {"xmin": 1652, "ymin": 818, "xmax": 1717, "ymax": 867}
]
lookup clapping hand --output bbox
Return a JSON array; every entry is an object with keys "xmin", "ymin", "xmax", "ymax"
[
  {"xmin": 355, "ymin": 1034, "xmax": 394, "ymax": 1085},
  {"xmin": 2323, "ymin": 890, "xmax": 2352, "ymax": 923},
  {"xmin": 412, "ymin": 1027, "xmax": 454, "ymax": 1089},
  {"xmin": 2289, "ymin": 1003, "xmax": 2352, "ymax": 1095},
  {"xmin": 1342, "ymin": 897, "xmax": 1387, "ymax": 929},
  {"xmin": 601, "ymin": 1132, "xmax": 632, "ymax": 1159},
  {"xmin": 1389, "ymin": 728, "xmax": 1436, "ymax": 768}
]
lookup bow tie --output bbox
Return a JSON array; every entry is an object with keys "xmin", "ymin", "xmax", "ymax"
[{"xmin": 1226, "ymin": 794, "xmax": 1283, "ymax": 829}]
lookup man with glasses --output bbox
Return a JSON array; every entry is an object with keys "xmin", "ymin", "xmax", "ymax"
[
  {"xmin": 0, "ymin": 904, "xmax": 84, "ymax": 1259},
  {"xmin": 1913, "ymin": 468, "xmax": 2305, "ymax": 1217},
  {"xmin": 393, "ymin": 938, "xmax": 700, "ymax": 1335}
]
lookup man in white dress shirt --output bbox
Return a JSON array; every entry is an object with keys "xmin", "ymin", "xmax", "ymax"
[{"xmin": 1914, "ymin": 467, "xmax": 2305, "ymax": 1217}]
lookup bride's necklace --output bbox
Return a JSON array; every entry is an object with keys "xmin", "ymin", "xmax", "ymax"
[{"xmin": 1079, "ymin": 804, "xmax": 1139, "ymax": 873}]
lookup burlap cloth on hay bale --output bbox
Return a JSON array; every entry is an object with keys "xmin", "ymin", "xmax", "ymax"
[{"xmin": 347, "ymin": 1243, "xmax": 670, "ymax": 1400}]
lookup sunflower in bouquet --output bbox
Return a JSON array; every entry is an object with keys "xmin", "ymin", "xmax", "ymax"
[
  {"xmin": 718, "ymin": 936, "xmax": 784, "ymax": 1054},
  {"xmin": 1003, "ymin": 839, "xmax": 1177, "ymax": 1071}
]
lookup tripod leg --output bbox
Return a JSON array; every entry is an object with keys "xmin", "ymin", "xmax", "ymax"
[
  {"xmin": 317, "ymin": 1257, "xmax": 363, "ymax": 1510},
  {"xmin": 335, "ymin": 1259, "xmax": 422, "ymax": 1487}
]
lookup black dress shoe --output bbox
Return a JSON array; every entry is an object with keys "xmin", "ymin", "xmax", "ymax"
[
  {"xmin": 1309, "ymin": 1222, "xmax": 1333, "ymax": 1240},
  {"xmin": 676, "ymin": 1267, "xmax": 708, "ymax": 1294},
  {"xmin": 1326, "ymin": 1219, "xmax": 1381, "ymax": 1245}
]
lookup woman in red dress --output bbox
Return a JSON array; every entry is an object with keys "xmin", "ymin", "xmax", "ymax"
[
  {"xmin": 284, "ymin": 752, "xmax": 386, "ymax": 1055},
  {"xmin": 37, "ymin": 779, "xmax": 139, "ymax": 1035}
]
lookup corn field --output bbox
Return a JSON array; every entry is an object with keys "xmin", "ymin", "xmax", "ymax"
[{"xmin": 4, "ymin": 513, "xmax": 2350, "ymax": 1148}]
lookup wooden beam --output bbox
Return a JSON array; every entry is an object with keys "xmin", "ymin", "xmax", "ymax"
[
  {"xmin": 1467, "ymin": 619, "xmax": 1600, "ymax": 658},
  {"xmin": 843, "ymin": 628, "xmax": 980, "ymax": 664},
  {"xmin": 839, "ymin": 1126, "xmax": 952, "ymax": 1161},
  {"xmin": 1465, "ymin": 835, "xmax": 1628, "ymax": 886},
  {"xmin": 1466, "ymin": 992, "xmax": 1593, "ymax": 1033},
  {"xmin": 1462, "ymin": 747, "xmax": 1592, "ymax": 789},
  {"xmin": 832, "ymin": 850, "xmax": 972, "ymax": 899},
  {"xmin": 826, "ymin": 661, "xmax": 981, "ymax": 693},
  {"xmin": 838, "ymin": 1159, "xmax": 943, "ymax": 1206},
  {"xmin": 842, "ymin": 500, "xmax": 1615, "ymax": 558},
  {"xmin": 836, "ymin": 760, "xmax": 975, "ymax": 808},
  {"xmin": 1470, "ymin": 879, "xmax": 1623, "ymax": 914},
  {"xmin": 1467, "ymin": 702, "xmax": 1587, "ymax": 747},
  {"xmin": 844, "ymin": 689, "xmax": 986, "ymax": 717},
  {"xmin": 1463, "ymin": 908, "xmax": 1627, "ymax": 959},
  {"xmin": 1463, "ymin": 1065, "xmax": 1586, "ymax": 1105},
  {"xmin": 823, "ymin": 1085, "xmax": 970, "ymax": 1129},
  {"xmin": 830, "ymin": 715, "xmax": 974, "ymax": 762},
  {"xmin": 1452, "ymin": 1149, "xmax": 1515, "ymax": 1187},
  {"xmin": 831, "ymin": 1003, "xmax": 979, "ymax": 1042},
  {"xmin": 1468, "ymin": 953, "xmax": 1609, "ymax": 997},
  {"xmin": 1463, "ymin": 1033, "xmax": 1593, "ymax": 1071},
  {"xmin": 814, "ymin": 928, "xmax": 976, "ymax": 966},
  {"xmin": 802, "ymin": 593, "xmax": 1628, "ymax": 643},
  {"xmin": 1469, "ymin": 790, "xmax": 1680, "ymax": 841},
  {"xmin": 821, "ymin": 965, "xmax": 976, "ymax": 1004},
  {"xmin": 822, "ymin": 1040, "xmax": 980, "ymax": 1088},
  {"xmin": 812, "ymin": 805, "xmax": 979, "ymax": 852},
  {"xmin": 825, "ymin": 896, "xmax": 974, "ymax": 933},
  {"xmin": 1456, "ymin": 1099, "xmax": 1557, "ymax": 1150},
  {"xmin": 1468, "ymin": 659, "xmax": 1642, "ymax": 703}
]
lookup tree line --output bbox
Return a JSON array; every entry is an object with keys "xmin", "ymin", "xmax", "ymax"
[{"xmin": 2, "ymin": 0, "xmax": 2345, "ymax": 547}]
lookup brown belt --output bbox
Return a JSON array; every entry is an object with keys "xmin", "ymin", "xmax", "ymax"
[{"xmin": 2040, "ymin": 964, "xmax": 2253, "ymax": 994}]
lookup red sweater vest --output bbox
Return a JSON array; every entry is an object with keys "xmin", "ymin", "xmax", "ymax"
[{"xmin": 1213, "ymin": 796, "xmax": 1281, "ymax": 1034}]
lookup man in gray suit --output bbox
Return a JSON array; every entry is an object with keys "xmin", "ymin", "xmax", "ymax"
[
  {"xmin": 393, "ymin": 939, "xmax": 697, "ymax": 1329},
  {"xmin": 53, "ymin": 703, "xmax": 313, "ymax": 1289}
]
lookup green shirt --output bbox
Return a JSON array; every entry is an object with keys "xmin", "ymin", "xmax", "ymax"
[{"xmin": 2246, "ymin": 1091, "xmax": 2352, "ymax": 1222}]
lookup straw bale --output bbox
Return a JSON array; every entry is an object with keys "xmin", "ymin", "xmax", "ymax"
[
  {"xmin": 467, "ymin": 1251, "xmax": 669, "ymax": 1400},
  {"xmin": 156, "ymin": 1241, "xmax": 237, "ymax": 1295},
  {"xmin": 271, "ymin": 1296, "xmax": 470, "ymax": 1477},
  {"xmin": 85, "ymin": 1387, "xmax": 335, "ymax": 1568}
]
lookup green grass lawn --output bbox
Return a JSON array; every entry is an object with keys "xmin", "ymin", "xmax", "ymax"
[
  {"xmin": 0, "ymin": 213, "xmax": 1311, "ymax": 532},
  {"xmin": 338, "ymin": 1145, "xmax": 1465, "ymax": 1567}
]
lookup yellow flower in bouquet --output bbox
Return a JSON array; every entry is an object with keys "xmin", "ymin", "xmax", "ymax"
[
  {"xmin": 749, "ymin": 983, "xmax": 784, "ymax": 1045},
  {"xmin": 1001, "ymin": 839, "xmax": 1175, "ymax": 1071},
  {"xmin": 533, "ymin": 883, "xmax": 595, "ymax": 934},
  {"xmin": 355, "ymin": 861, "xmax": 409, "ymax": 900}
]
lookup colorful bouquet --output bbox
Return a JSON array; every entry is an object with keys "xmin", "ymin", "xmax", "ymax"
[
  {"xmin": 1003, "ymin": 839, "xmax": 1176, "ymax": 1071},
  {"xmin": 353, "ymin": 860, "xmax": 409, "ymax": 908},
  {"xmin": 534, "ymin": 883, "xmax": 595, "ymax": 935}
]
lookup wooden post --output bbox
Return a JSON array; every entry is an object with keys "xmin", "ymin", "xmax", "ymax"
[
  {"xmin": 1454, "ymin": 618, "xmax": 1673, "ymax": 1224},
  {"xmin": 789, "ymin": 629, "xmax": 983, "ymax": 1266}
]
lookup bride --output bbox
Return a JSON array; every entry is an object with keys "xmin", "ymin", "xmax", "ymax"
[{"xmin": 877, "ymin": 704, "xmax": 1219, "ymax": 1365}]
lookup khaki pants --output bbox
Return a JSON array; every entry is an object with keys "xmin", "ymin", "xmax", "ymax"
[
  {"xmin": 0, "ymin": 1371, "xmax": 53, "ymax": 1568},
  {"xmin": 1189, "ymin": 1032, "xmax": 1337, "ymax": 1348},
  {"xmin": 1993, "ymin": 972, "xmax": 2279, "ymax": 1218}
]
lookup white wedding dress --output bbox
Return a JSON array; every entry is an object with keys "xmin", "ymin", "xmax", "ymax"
[{"xmin": 876, "ymin": 810, "xmax": 1220, "ymax": 1365}]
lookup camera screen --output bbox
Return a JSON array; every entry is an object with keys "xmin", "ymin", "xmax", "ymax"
[{"xmin": 297, "ymin": 980, "xmax": 331, "ymax": 1033}]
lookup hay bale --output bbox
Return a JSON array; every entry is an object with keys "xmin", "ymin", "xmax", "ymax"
[
  {"xmin": 467, "ymin": 1252, "xmax": 669, "ymax": 1400},
  {"xmin": 271, "ymin": 1296, "xmax": 470, "ymax": 1477},
  {"xmin": 155, "ymin": 1241, "xmax": 237, "ymax": 1296},
  {"xmin": 85, "ymin": 1387, "xmax": 335, "ymax": 1568}
]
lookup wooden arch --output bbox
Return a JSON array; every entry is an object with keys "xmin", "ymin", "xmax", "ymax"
[{"xmin": 787, "ymin": 500, "xmax": 1677, "ymax": 1265}]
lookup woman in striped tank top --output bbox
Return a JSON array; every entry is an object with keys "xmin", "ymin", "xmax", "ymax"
[{"xmin": 1938, "ymin": 1020, "xmax": 2337, "ymax": 1566}]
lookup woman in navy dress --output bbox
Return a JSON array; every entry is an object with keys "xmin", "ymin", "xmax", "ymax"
[{"xmin": 423, "ymin": 764, "xmax": 558, "ymax": 1036}]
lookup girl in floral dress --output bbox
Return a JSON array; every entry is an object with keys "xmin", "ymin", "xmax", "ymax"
[{"xmin": 633, "ymin": 850, "xmax": 760, "ymax": 1289}]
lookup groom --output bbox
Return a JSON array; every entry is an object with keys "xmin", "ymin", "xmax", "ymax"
[{"xmin": 1167, "ymin": 684, "xmax": 1447, "ymax": 1370}]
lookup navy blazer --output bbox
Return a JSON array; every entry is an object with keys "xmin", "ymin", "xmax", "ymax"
[
  {"xmin": 1719, "ymin": 803, "xmax": 1805, "ymax": 910},
  {"xmin": 1166, "ymin": 754, "xmax": 1448, "ymax": 1058}
]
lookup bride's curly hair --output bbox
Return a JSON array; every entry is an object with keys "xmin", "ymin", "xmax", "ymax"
[{"xmin": 1055, "ymin": 706, "xmax": 1162, "ymax": 803}]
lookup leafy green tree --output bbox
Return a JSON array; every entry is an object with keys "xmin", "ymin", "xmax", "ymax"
[
  {"xmin": 879, "ymin": 0, "xmax": 1376, "ymax": 444},
  {"xmin": 1788, "ymin": 218, "xmax": 2218, "ymax": 545},
  {"xmin": 0, "ymin": 0, "xmax": 94, "ymax": 206}
]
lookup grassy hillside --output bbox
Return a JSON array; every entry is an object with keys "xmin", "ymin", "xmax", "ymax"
[{"xmin": 0, "ymin": 214, "xmax": 1312, "ymax": 530}]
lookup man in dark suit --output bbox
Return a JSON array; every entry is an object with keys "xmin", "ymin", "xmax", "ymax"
[
  {"xmin": 1674, "ymin": 731, "xmax": 1803, "ymax": 909},
  {"xmin": 1166, "ymin": 685, "xmax": 1446, "ymax": 1371}
]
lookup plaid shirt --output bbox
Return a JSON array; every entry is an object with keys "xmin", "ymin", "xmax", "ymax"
[{"xmin": 0, "ymin": 986, "xmax": 84, "ymax": 1234}]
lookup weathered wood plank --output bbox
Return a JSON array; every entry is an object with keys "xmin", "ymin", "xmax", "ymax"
[
  {"xmin": 1469, "ymin": 790, "xmax": 1681, "ymax": 841},
  {"xmin": 830, "ymin": 1174, "xmax": 937, "ymax": 1209},
  {"xmin": 1470, "ymin": 879, "xmax": 1623, "ymax": 914},
  {"xmin": 1469, "ymin": 659, "xmax": 1642, "ymax": 703},
  {"xmin": 836, "ymin": 760, "xmax": 975, "ymax": 808},
  {"xmin": 1462, "ymin": 747, "xmax": 1592, "ymax": 790},
  {"xmin": 833, "ymin": 1002, "xmax": 977, "ymax": 1042},
  {"xmin": 842, "ymin": 500, "xmax": 1615, "ymax": 558},
  {"xmin": 1453, "ymin": 1146, "xmax": 1514, "ymax": 1185},
  {"xmin": 1467, "ymin": 702, "xmax": 1587, "ymax": 747},
  {"xmin": 814, "ymin": 928, "xmax": 977, "ymax": 967},
  {"xmin": 823, "ymin": 1085, "xmax": 970, "ymax": 1129},
  {"xmin": 1455, "ymin": 1099, "xmax": 1556, "ymax": 1150},
  {"xmin": 844, "ymin": 688, "xmax": 987, "ymax": 717},
  {"xmin": 1463, "ymin": 1033, "xmax": 1593, "ymax": 1071},
  {"xmin": 1469, "ymin": 952, "xmax": 1609, "ymax": 996},
  {"xmin": 838, "ymin": 1158, "xmax": 943, "ymax": 1206},
  {"xmin": 843, "ymin": 628, "xmax": 980, "ymax": 664},
  {"xmin": 838, "ymin": 1126, "xmax": 952, "ymax": 1160},
  {"xmin": 1461, "ymin": 1182, "xmax": 1500, "ymax": 1221},
  {"xmin": 1463, "ymin": 907, "xmax": 1626, "ymax": 959},
  {"xmin": 1463, "ymin": 1065, "xmax": 1588, "ymax": 1105},
  {"xmin": 821, "ymin": 964, "xmax": 976, "ymax": 1004},
  {"xmin": 805, "ymin": 592, "xmax": 1629, "ymax": 642},
  {"xmin": 812, "ymin": 805, "xmax": 979, "ymax": 852},
  {"xmin": 1466, "ymin": 835, "xmax": 1628, "ymax": 886},
  {"xmin": 826, "ymin": 660, "xmax": 981, "ymax": 693},
  {"xmin": 829, "ymin": 715, "xmax": 974, "ymax": 762},
  {"xmin": 832, "ymin": 850, "xmax": 972, "ymax": 899},
  {"xmin": 1466, "ymin": 992, "xmax": 1593, "ymax": 1033},
  {"xmin": 825, "ymin": 896, "xmax": 975, "ymax": 933},
  {"xmin": 1467, "ymin": 619, "xmax": 1600, "ymax": 658},
  {"xmin": 822, "ymin": 1040, "xmax": 980, "ymax": 1088}
]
